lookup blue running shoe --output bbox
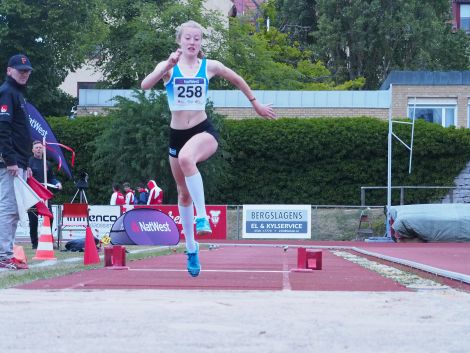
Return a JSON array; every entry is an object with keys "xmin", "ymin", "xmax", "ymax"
[
  {"xmin": 186, "ymin": 243, "xmax": 201, "ymax": 277},
  {"xmin": 195, "ymin": 217, "xmax": 212, "ymax": 236}
]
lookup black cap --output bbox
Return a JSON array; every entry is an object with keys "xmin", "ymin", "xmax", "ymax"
[{"xmin": 7, "ymin": 54, "xmax": 33, "ymax": 71}]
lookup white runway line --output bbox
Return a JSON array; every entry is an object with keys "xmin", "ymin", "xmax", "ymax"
[
  {"xmin": 128, "ymin": 268, "xmax": 289, "ymax": 273},
  {"xmin": 282, "ymin": 254, "xmax": 292, "ymax": 291}
]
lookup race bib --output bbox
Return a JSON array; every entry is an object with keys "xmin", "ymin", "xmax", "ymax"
[{"xmin": 173, "ymin": 78, "xmax": 206, "ymax": 108}]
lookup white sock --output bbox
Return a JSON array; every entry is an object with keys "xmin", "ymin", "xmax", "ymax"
[
  {"xmin": 179, "ymin": 204, "xmax": 196, "ymax": 253},
  {"xmin": 185, "ymin": 172, "xmax": 207, "ymax": 218}
]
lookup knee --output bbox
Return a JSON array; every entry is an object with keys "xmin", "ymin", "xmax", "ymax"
[{"xmin": 178, "ymin": 153, "xmax": 195, "ymax": 173}]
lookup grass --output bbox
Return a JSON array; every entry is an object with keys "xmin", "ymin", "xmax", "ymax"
[{"xmin": 0, "ymin": 244, "xmax": 185, "ymax": 290}]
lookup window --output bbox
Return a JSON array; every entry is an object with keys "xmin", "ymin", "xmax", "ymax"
[
  {"xmin": 77, "ymin": 82, "xmax": 97, "ymax": 90},
  {"xmin": 407, "ymin": 98, "xmax": 456, "ymax": 127},
  {"xmin": 461, "ymin": 5, "xmax": 470, "ymax": 33}
]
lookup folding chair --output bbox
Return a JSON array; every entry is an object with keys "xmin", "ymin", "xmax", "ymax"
[{"xmin": 58, "ymin": 203, "xmax": 89, "ymax": 249}]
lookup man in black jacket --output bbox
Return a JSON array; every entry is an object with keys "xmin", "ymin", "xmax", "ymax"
[
  {"xmin": 28, "ymin": 140, "xmax": 62, "ymax": 249},
  {"xmin": 0, "ymin": 54, "xmax": 33, "ymax": 270}
]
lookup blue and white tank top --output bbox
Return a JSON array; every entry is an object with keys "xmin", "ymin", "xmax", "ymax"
[{"xmin": 165, "ymin": 58, "xmax": 209, "ymax": 111}]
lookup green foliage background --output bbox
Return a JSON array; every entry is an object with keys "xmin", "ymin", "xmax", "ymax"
[
  {"xmin": 47, "ymin": 109, "xmax": 470, "ymax": 206},
  {"xmin": 0, "ymin": 0, "xmax": 107, "ymax": 115}
]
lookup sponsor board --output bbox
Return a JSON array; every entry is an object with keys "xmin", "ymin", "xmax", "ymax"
[
  {"xmin": 17, "ymin": 204, "xmax": 227, "ymax": 243},
  {"xmin": 242, "ymin": 204, "xmax": 311, "ymax": 239},
  {"xmin": 60, "ymin": 205, "xmax": 121, "ymax": 241},
  {"xmin": 131, "ymin": 205, "xmax": 227, "ymax": 240},
  {"xmin": 110, "ymin": 208, "xmax": 179, "ymax": 245}
]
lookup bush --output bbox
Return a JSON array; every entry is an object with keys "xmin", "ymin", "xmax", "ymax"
[{"xmin": 48, "ymin": 114, "xmax": 470, "ymax": 206}]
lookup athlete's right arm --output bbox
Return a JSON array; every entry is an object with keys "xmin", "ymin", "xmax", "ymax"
[{"xmin": 141, "ymin": 49, "xmax": 182, "ymax": 90}]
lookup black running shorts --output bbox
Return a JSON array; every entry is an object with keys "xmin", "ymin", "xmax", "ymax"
[{"xmin": 168, "ymin": 119, "xmax": 219, "ymax": 158}]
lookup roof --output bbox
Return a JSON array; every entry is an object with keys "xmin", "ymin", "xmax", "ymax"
[
  {"xmin": 78, "ymin": 89, "xmax": 391, "ymax": 109},
  {"xmin": 380, "ymin": 71, "xmax": 470, "ymax": 89},
  {"xmin": 234, "ymin": 0, "xmax": 266, "ymax": 14}
]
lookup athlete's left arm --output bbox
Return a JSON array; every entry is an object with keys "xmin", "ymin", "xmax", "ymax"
[{"xmin": 208, "ymin": 60, "xmax": 276, "ymax": 119}]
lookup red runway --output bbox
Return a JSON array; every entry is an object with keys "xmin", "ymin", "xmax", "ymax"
[
  {"xmin": 16, "ymin": 241, "xmax": 470, "ymax": 292},
  {"xmin": 352, "ymin": 242, "xmax": 470, "ymax": 275}
]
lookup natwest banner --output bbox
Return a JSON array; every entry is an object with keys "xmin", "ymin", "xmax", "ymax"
[{"xmin": 132, "ymin": 205, "xmax": 227, "ymax": 240}]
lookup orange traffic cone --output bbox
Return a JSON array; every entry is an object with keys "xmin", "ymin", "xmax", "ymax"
[
  {"xmin": 84, "ymin": 226, "xmax": 100, "ymax": 265},
  {"xmin": 13, "ymin": 245, "xmax": 29, "ymax": 269},
  {"xmin": 33, "ymin": 216, "xmax": 57, "ymax": 260}
]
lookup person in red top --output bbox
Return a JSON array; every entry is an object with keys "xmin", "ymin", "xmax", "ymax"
[
  {"xmin": 147, "ymin": 179, "xmax": 163, "ymax": 205},
  {"xmin": 110, "ymin": 183, "xmax": 125, "ymax": 205},
  {"xmin": 123, "ymin": 182, "xmax": 135, "ymax": 205}
]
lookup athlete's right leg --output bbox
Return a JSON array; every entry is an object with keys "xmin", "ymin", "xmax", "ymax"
[
  {"xmin": 170, "ymin": 156, "xmax": 196, "ymax": 252},
  {"xmin": 170, "ymin": 156, "xmax": 201, "ymax": 277}
]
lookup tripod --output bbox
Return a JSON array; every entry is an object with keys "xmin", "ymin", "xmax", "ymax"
[{"xmin": 71, "ymin": 187, "xmax": 88, "ymax": 204}]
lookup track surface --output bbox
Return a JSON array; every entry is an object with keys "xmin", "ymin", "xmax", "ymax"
[{"xmin": 16, "ymin": 241, "xmax": 470, "ymax": 291}]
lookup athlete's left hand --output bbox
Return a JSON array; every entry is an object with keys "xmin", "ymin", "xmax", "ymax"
[{"xmin": 253, "ymin": 101, "xmax": 276, "ymax": 120}]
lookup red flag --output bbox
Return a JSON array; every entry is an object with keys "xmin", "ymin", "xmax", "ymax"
[
  {"xmin": 14, "ymin": 176, "xmax": 53, "ymax": 224},
  {"xmin": 27, "ymin": 176, "xmax": 54, "ymax": 200},
  {"xmin": 35, "ymin": 201, "xmax": 53, "ymax": 219}
]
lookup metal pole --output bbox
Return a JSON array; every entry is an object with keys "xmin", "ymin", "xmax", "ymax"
[
  {"xmin": 42, "ymin": 136, "xmax": 48, "ymax": 206},
  {"xmin": 236, "ymin": 205, "xmax": 240, "ymax": 240},
  {"xmin": 386, "ymin": 84, "xmax": 393, "ymax": 237},
  {"xmin": 409, "ymin": 97, "xmax": 417, "ymax": 174}
]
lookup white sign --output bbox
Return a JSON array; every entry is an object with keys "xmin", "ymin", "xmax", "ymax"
[
  {"xmin": 15, "ymin": 205, "xmax": 61, "ymax": 241},
  {"xmin": 60, "ymin": 205, "xmax": 121, "ymax": 241},
  {"xmin": 242, "ymin": 204, "xmax": 311, "ymax": 239}
]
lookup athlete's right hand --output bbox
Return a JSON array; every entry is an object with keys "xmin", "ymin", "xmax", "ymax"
[{"xmin": 166, "ymin": 49, "xmax": 182, "ymax": 69}]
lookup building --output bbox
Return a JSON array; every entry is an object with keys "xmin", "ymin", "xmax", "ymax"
[
  {"xmin": 381, "ymin": 71, "xmax": 470, "ymax": 128},
  {"xmin": 451, "ymin": 0, "xmax": 470, "ymax": 33},
  {"xmin": 59, "ymin": 61, "xmax": 105, "ymax": 98},
  {"xmin": 76, "ymin": 71, "xmax": 470, "ymax": 129},
  {"xmin": 230, "ymin": 0, "xmax": 266, "ymax": 16}
]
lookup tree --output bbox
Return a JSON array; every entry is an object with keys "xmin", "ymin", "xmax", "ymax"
[
  {"xmin": 313, "ymin": 0, "xmax": 470, "ymax": 89},
  {"xmin": 98, "ymin": 0, "xmax": 226, "ymax": 88},
  {"xmin": 0, "ymin": 0, "xmax": 107, "ymax": 115},
  {"xmin": 270, "ymin": 0, "xmax": 317, "ymax": 45},
  {"xmin": 217, "ymin": 19, "xmax": 364, "ymax": 90}
]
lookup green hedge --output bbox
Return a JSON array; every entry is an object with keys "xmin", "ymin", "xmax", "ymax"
[
  {"xmin": 218, "ymin": 117, "xmax": 470, "ymax": 205},
  {"xmin": 47, "ymin": 115, "xmax": 470, "ymax": 205}
]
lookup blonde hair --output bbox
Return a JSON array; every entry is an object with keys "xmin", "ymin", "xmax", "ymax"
[{"xmin": 175, "ymin": 20, "xmax": 204, "ymax": 43}]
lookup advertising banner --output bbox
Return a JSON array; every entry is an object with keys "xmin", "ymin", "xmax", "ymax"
[
  {"xmin": 17, "ymin": 204, "xmax": 227, "ymax": 243},
  {"xmin": 26, "ymin": 103, "xmax": 73, "ymax": 178},
  {"xmin": 243, "ymin": 204, "xmax": 311, "ymax": 239},
  {"xmin": 110, "ymin": 208, "xmax": 179, "ymax": 245},
  {"xmin": 131, "ymin": 205, "xmax": 227, "ymax": 240},
  {"xmin": 60, "ymin": 205, "xmax": 121, "ymax": 241}
]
